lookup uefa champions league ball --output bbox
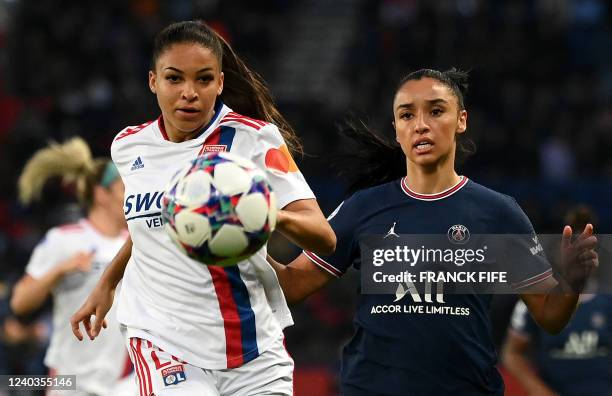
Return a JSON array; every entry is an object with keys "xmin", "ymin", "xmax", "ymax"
[{"xmin": 161, "ymin": 152, "xmax": 277, "ymax": 267}]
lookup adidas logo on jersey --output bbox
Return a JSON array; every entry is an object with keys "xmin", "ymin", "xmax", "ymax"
[{"xmin": 130, "ymin": 156, "xmax": 145, "ymax": 171}]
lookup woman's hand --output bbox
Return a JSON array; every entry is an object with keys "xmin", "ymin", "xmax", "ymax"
[
  {"xmin": 70, "ymin": 236, "xmax": 133, "ymax": 341},
  {"xmin": 559, "ymin": 224, "xmax": 598, "ymax": 293},
  {"xmin": 70, "ymin": 280, "xmax": 114, "ymax": 341}
]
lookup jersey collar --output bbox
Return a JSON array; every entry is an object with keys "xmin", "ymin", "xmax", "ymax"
[
  {"xmin": 157, "ymin": 99, "xmax": 225, "ymax": 142},
  {"xmin": 400, "ymin": 176, "xmax": 469, "ymax": 201}
]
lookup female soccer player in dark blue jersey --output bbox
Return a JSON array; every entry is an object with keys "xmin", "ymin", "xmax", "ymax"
[{"xmin": 268, "ymin": 69, "xmax": 599, "ymax": 396}]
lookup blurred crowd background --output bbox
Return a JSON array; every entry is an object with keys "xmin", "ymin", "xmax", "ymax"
[{"xmin": 0, "ymin": 0, "xmax": 611, "ymax": 395}]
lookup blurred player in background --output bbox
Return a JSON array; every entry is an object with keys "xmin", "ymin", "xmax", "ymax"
[
  {"xmin": 70, "ymin": 20, "xmax": 335, "ymax": 396},
  {"xmin": 10, "ymin": 137, "xmax": 133, "ymax": 395},
  {"xmin": 268, "ymin": 69, "xmax": 599, "ymax": 395},
  {"xmin": 502, "ymin": 205, "xmax": 611, "ymax": 396}
]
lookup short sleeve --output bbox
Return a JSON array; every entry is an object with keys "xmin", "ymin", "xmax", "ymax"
[
  {"xmin": 252, "ymin": 124, "xmax": 315, "ymax": 209},
  {"xmin": 509, "ymin": 300, "xmax": 538, "ymax": 339},
  {"xmin": 25, "ymin": 230, "xmax": 66, "ymax": 279},
  {"xmin": 500, "ymin": 198, "xmax": 553, "ymax": 290},
  {"xmin": 110, "ymin": 128, "xmax": 131, "ymax": 179},
  {"xmin": 304, "ymin": 196, "xmax": 359, "ymax": 277}
]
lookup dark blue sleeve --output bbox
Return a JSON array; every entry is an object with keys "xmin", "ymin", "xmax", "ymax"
[
  {"xmin": 499, "ymin": 198, "xmax": 552, "ymax": 290},
  {"xmin": 304, "ymin": 195, "xmax": 359, "ymax": 277}
]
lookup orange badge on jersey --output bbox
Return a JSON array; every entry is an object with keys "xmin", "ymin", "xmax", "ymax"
[{"xmin": 265, "ymin": 144, "xmax": 299, "ymax": 174}]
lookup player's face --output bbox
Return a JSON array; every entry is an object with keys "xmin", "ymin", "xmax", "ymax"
[
  {"xmin": 393, "ymin": 77, "xmax": 467, "ymax": 169},
  {"xmin": 149, "ymin": 43, "xmax": 224, "ymax": 142}
]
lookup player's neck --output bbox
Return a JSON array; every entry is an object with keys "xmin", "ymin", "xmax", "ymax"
[
  {"xmin": 163, "ymin": 109, "xmax": 215, "ymax": 143},
  {"xmin": 87, "ymin": 208, "xmax": 124, "ymax": 238},
  {"xmin": 405, "ymin": 165, "xmax": 461, "ymax": 195},
  {"xmin": 165, "ymin": 125, "xmax": 204, "ymax": 143}
]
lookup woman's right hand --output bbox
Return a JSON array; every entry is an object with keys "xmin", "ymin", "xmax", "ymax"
[
  {"xmin": 70, "ymin": 236, "xmax": 133, "ymax": 341},
  {"xmin": 70, "ymin": 281, "xmax": 114, "ymax": 341}
]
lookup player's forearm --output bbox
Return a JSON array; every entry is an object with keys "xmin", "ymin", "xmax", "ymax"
[
  {"xmin": 523, "ymin": 278, "xmax": 578, "ymax": 334},
  {"xmin": 10, "ymin": 267, "xmax": 65, "ymax": 315},
  {"xmin": 99, "ymin": 236, "xmax": 132, "ymax": 290},
  {"xmin": 521, "ymin": 276, "xmax": 579, "ymax": 334},
  {"xmin": 267, "ymin": 254, "xmax": 330, "ymax": 304},
  {"xmin": 502, "ymin": 346, "xmax": 555, "ymax": 395},
  {"xmin": 276, "ymin": 209, "xmax": 335, "ymax": 256},
  {"xmin": 536, "ymin": 287, "xmax": 578, "ymax": 334},
  {"xmin": 267, "ymin": 255, "xmax": 301, "ymax": 304}
]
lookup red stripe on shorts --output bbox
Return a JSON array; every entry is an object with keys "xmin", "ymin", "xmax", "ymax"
[
  {"xmin": 136, "ymin": 339, "xmax": 153, "ymax": 395},
  {"xmin": 129, "ymin": 338, "xmax": 146, "ymax": 396}
]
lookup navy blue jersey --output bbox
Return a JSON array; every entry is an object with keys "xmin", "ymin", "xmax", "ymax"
[
  {"xmin": 511, "ymin": 295, "xmax": 612, "ymax": 396},
  {"xmin": 304, "ymin": 177, "xmax": 551, "ymax": 396}
]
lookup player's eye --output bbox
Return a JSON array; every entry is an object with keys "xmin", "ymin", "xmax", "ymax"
[
  {"xmin": 400, "ymin": 112, "xmax": 413, "ymax": 120},
  {"xmin": 199, "ymin": 75, "xmax": 214, "ymax": 83},
  {"xmin": 166, "ymin": 75, "xmax": 181, "ymax": 83},
  {"xmin": 431, "ymin": 108, "xmax": 444, "ymax": 116}
]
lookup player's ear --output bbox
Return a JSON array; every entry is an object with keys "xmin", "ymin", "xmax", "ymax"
[
  {"xmin": 148, "ymin": 71, "xmax": 157, "ymax": 94},
  {"xmin": 217, "ymin": 71, "xmax": 224, "ymax": 96},
  {"xmin": 392, "ymin": 121, "xmax": 399, "ymax": 141},
  {"xmin": 457, "ymin": 110, "xmax": 467, "ymax": 134}
]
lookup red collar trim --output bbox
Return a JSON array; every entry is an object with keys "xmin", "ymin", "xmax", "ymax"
[
  {"xmin": 401, "ymin": 176, "xmax": 468, "ymax": 201},
  {"xmin": 157, "ymin": 115, "xmax": 169, "ymax": 141}
]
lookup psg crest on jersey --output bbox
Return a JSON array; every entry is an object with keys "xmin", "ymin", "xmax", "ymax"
[
  {"xmin": 448, "ymin": 224, "xmax": 470, "ymax": 244},
  {"xmin": 162, "ymin": 365, "xmax": 187, "ymax": 386}
]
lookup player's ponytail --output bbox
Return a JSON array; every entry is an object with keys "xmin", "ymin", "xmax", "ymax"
[
  {"xmin": 152, "ymin": 21, "xmax": 303, "ymax": 155},
  {"xmin": 333, "ymin": 119, "xmax": 406, "ymax": 195},
  {"xmin": 18, "ymin": 137, "xmax": 113, "ymax": 208},
  {"xmin": 215, "ymin": 34, "xmax": 303, "ymax": 156}
]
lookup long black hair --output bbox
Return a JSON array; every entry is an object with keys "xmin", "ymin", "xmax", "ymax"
[{"xmin": 335, "ymin": 68, "xmax": 474, "ymax": 195}]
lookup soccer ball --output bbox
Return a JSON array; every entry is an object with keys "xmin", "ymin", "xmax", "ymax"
[{"xmin": 161, "ymin": 152, "xmax": 277, "ymax": 267}]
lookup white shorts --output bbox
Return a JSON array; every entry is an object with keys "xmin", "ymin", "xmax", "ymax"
[{"xmin": 126, "ymin": 335, "xmax": 294, "ymax": 396}]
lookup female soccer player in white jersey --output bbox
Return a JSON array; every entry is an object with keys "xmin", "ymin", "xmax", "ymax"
[
  {"xmin": 10, "ymin": 137, "xmax": 134, "ymax": 396},
  {"xmin": 70, "ymin": 21, "xmax": 335, "ymax": 396},
  {"xmin": 267, "ymin": 69, "xmax": 599, "ymax": 395}
]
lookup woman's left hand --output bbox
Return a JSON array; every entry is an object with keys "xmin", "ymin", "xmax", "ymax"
[{"xmin": 559, "ymin": 224, "xmax": 598, "ymax": 293}]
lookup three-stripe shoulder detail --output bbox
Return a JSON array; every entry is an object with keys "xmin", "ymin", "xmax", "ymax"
[
  {"xmin": 114, "ymin": 120, "xmax": 155, "ymax": 141},
  {"xmin": 219, "ymin": 112, "xmax": 268, "ymax": 131}
]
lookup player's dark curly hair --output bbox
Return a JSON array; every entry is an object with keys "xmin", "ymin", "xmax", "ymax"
[
  {"xmin": 152, "ymin": 20, "xmax": 303, "ymax": 155},
  {"xmin": 336, "ymin": 68, "xmax": 475, "ymax": 194}
]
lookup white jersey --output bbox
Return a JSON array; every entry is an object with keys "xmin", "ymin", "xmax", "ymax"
[
  {"xmin": 25, "ymin": 219, "xmax": 131, "ymax": 395},
  {"xmin": 112, "ymin": 102, "xmax": 315, "ymax": 369}
]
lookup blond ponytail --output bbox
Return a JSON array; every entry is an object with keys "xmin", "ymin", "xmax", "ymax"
[{"xmin": 18, "ymin": 137, "xmax": 103, "ymax": 206}]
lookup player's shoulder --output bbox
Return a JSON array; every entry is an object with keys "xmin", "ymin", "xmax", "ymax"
[
  {"xmin": 218, "ymin": 111, "xmax": 273, "ymax": 136},
  {"xmin": 44, "ymin": 220, "xmax": 88, "ymax": 244},
  {"xmin": 354, "ymin": 179, "xmax": 399, "ymax": 201},
  {"xmin": 112, "ymin": 119, "xmax": 158, "ymax": 148},
  {"xmin": 464, "ymin": 179, "xmax": 519, "ymax": 212},
  {"xmin": 111, "ymin": 119, "xmax": 158, "ymax": 164},
  {"xmin": 336, "ymin": 180, "xmax": 400, "ymax": 215},
  {"xmin": 465, "ymin": 180, "xmax": 534, "ymax": 234}
]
